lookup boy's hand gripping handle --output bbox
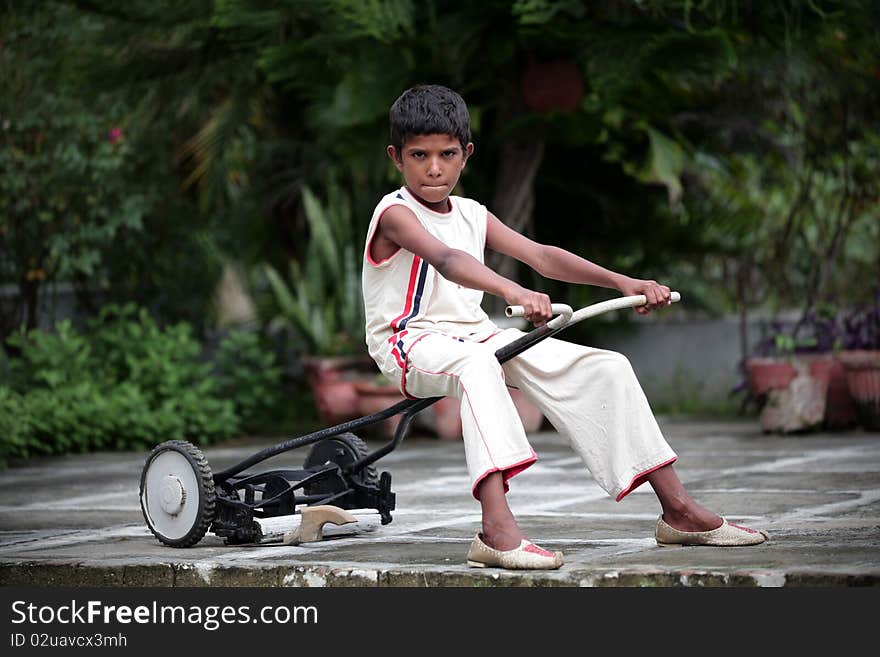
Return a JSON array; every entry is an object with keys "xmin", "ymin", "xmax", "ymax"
[{"xmin": 505, "ymin": 303, "xmax": 573, "ymax": 329}]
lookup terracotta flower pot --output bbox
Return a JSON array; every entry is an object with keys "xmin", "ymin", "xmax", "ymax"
[
  {"xmin": 302, "ymin": 355, "xmax": 384, "ymax": 427},
  {"xmin": 310, "ymin": 379, "xmax": 360, "ymax": 427},
  {"xmin": 745, "ymin": 354, "xmax": 835, "ymax": 434},
  {"xmin": 837, "ymin": 350, "xmax": 880, "ymax": 431},
  {"xmin": 825, "ymin": 357, "xmax": 858, "ymax": 430},
  {"xmin": 745, "ymin": 357, "xmax": 797, "ymax": 396},
  {"xmin": 353, "ymin": 381, "xmax": 405, "ymax": 438}
]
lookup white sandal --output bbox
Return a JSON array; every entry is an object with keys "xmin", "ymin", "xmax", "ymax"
[
  {"xmin": 466, "ymin": 533, "xmax": 564, "ymax": 569},
  {"xmin": 656, "ymin": 516, "xmax": 769, "ymax": 547}
]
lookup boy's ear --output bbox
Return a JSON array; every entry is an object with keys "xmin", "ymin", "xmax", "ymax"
[
  {"xmin": 386, "ymin": 145, "xmax": 403, "ymax": 171},
  {"xmin": 462, "ymin": 142, "xmax": 474, "ymax": 166}
]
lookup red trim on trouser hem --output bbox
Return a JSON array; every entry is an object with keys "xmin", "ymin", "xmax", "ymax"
[
  {"xmin": 615, "ymin": 457, "xmax": 678, "ymax": 502},
  {"xmin": 472, "ymin": 452, "xmax": 537, "ymax": 500}
]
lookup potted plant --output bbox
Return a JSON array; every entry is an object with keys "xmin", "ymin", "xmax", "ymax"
[
  {"xmin": 744, "ymin": 308, "xmax": 854, "ymax": 434},
  {"xmin": 836, "ymin": 292, "xmax": 880, "ymax": 431}
]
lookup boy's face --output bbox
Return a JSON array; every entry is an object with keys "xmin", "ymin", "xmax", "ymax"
[{"xmin": 387, "ymin": 134, "xmax": 474, "ymax": 211}]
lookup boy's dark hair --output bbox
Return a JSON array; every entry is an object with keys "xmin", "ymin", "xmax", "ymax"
[{"xmin": 389, "ymin": 85, "xmax": 471, "ymax": 153}]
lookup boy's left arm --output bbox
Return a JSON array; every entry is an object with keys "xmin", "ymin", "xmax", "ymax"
[{"xmin": 485, "ymin": 212, "xmax": 671, "ymax": 315}]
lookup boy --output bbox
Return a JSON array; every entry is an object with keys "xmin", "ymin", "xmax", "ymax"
[{"xmin": 361, "ymin": 85, "xmax": 767, "ymax": 569}]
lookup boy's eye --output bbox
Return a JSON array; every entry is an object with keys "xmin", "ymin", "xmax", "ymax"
[{"xmin": 411, "ymin": 152, "xmax": 425, "ymax": 159}]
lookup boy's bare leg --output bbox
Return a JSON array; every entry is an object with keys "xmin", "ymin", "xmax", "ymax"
[
  {"xmin": 475, "ymin": 471, "xmax": 526, "ymax": 551},
  {"xmin": 477, "ymin": 465, "xmax": 722, "ymax": 546},
  {"xmin": 647, "ymin": 464, "xmax": 723, "ymax": 532}
]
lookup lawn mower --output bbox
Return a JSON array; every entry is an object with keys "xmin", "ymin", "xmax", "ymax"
[{"xmin": 139, "ymin": 292, "xmax": 680, "ymax": 547}]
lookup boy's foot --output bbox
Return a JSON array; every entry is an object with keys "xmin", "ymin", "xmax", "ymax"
[
  {"xmin": 466, "ymin": 533, "xmax": 564, "ymax": 570},
  {"xmin": 479, "ymin": 526, "xmax": 526, "ymax": 551},
  {"xmin": 655, "ymin": 516, "xmax": 769, "ymax": 547},
  {"xmin": 658, "ymin": 506, "xmax": 723, "ymax": 533}
]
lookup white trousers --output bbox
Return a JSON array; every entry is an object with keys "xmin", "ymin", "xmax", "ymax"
[{"xmin": 399, "ymin": 328, "xmax": 677, "ymax": 500}]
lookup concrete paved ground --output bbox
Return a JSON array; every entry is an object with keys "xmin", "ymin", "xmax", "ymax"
[{"xmin": 1, "ymin": 417, "xmax": 878, "ymax": 587}]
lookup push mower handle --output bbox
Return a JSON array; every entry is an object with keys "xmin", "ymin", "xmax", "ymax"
[
  {"xmin": 496, "ymin": 292, "xmax": 681, "ymax": 364},
  {"xmin": 505, "ymin": 291, "xmax": 680, "ymax": 330}
]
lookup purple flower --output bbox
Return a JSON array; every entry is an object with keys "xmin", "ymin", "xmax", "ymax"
[{"xmin": 108, "ymin": 127, "xmax": 123, "ymax": 145}]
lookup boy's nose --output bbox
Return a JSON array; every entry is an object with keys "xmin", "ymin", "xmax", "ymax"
[{"xmin": 427, "ymin": 157, "xmax": 442, "ymax": 176}]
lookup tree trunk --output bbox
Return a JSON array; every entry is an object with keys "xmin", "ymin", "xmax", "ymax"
[{"xmin": 485, "ymin": 138, "xmax": 545, "ymax": 314}]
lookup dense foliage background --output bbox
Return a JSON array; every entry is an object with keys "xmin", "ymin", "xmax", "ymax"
[{"xmin": 1, "ymin": 1, "xmax": 878, "ymax": 459}]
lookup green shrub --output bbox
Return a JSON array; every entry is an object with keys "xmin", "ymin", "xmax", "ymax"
[
  {"xmin": 87, "ymin": 304, "xmax": 209, "ymax": 400},
  {"xmin": 0, "ymin": 387, "xmax": 28, "ymax": 468},
  {"xmin": 5, "ymin": 320, "xmax": 92, "ymax": 391},
  {"xmin": 212, "ymin": 329, "xmax": 283, "ymax": 432},
  {"xmin": 0, "ymin": 304, "xmax": 241, "ymax": 465}
]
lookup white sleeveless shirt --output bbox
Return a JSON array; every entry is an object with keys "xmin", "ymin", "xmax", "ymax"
[{"xmin": 362, "ymin": 186, "xmax": 499, "ymax": 382}]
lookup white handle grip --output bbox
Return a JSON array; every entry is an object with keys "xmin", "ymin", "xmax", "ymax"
[
  {"xmin": 505, "ymin": 303, "xmax": 573, "ymax": 321},
  {"xmin": 570, "ymin": 291, "xmax": 681, "ymax": 324}
]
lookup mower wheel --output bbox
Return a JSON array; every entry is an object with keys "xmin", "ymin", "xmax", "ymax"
[
  {"xmin": 303, "ymin": 432, "xmax": 378, "ymax": 494},
  {"xmin": 140, "ymin": 440, "xmax": 215, "ymax": 548}
]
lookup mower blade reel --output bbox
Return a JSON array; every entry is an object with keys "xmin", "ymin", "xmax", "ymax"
[{"xmin": 281, "ymin": 505, "xmax": 358, "ymax": 545}]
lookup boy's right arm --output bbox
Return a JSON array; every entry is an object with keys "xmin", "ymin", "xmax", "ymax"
[{"xmin": 378, "ymin": 205, "xmax": 554, "ymax": 325}]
